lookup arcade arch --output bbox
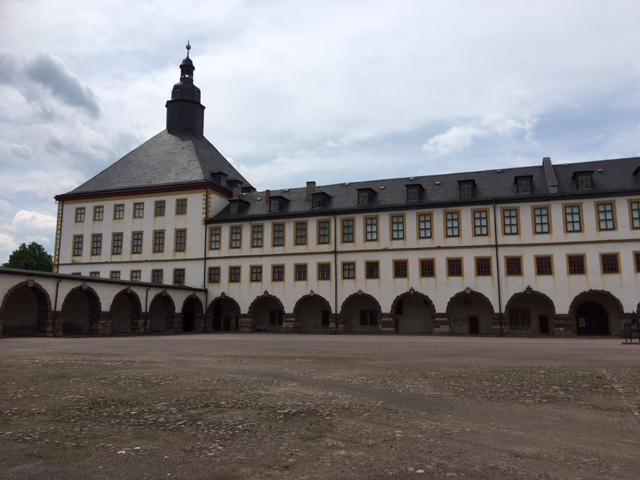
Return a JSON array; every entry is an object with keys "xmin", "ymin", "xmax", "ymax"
[
  {"xmin": 391, "ymin": 290, "xmax": 435, "ymax": 334},
  {"xmin": 446, "ymin": 290, "xmax": 494, "ymax": 334},
  {"xmin": 294, "ymin": 294, "xmax": 332, "ymax": 332},
  {"xmin": 0, "ymin": 281, "xmax": 51, "ymax": 336},
  {"xmin": 341, "ymin": 291, "xmax": 382, "ymax": 333},
  {"xmin": 248, "ymin": 293, "xmax": 285, "ymax": 332}
]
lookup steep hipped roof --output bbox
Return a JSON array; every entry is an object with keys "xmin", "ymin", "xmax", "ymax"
[
  {"xmin": 57, "ymin": 129, "xmax": 251, "ymax": 198},
  {"xmin": 209, "ymin": 156, "xmax": 640, "ymax": 223}
]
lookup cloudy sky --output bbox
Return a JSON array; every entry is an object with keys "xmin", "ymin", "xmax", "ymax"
[{"xmin": 2, "ymin": 1, "xmax": 640, "ymax": 264}]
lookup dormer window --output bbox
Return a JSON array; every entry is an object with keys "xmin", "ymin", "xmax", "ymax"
[
  {"xmin": 269, "ymin": 195, "xmax": 288, "ymax": 213},
  {"xmin": 458, "ymin": 180, "xmax": 476, "ymax": 198},
  {"xmin": 211, "ymin": 171, "xmax": 228, "ymax": 188},
  {"xmin": 406, "ymin": 184, "xmax": 424, "ymax": 202},
  {"xmin": 572, "ymin": 171, "xmax": 593, "ymax": 190},
  {"xmin": 515, "ymin": 176, "xmax": 533, "ymax": 194},
  {"xmin": 357, "ymin": 188, "xmax": 376, "ymax": 205},
  {"xmin": 228, "ymin": 199, "xmax": 249, "ymax": 215},
  {"xmin": 311, "ymin": 192, "xmax": 330, "ymax": 208}
]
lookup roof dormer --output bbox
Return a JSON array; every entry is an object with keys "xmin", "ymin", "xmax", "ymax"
[
  {"xmin": 405, "ymin": 184, "xmax": 424, "ymax": 202},
  {"xmin": 269, "ymin": 195, "xmax": 289, "ymax": 212},
  {"xmin": 311, "ymin": 192, "xmax": 331, "ymax": 208},
  {"xmin": 458, "ymin": 179, "xmax": 476, "ymax": 198},
  {"xmin": 357, "ymin": 188, "xmax": 376, "ymax": 205},
  {"xmin": 514, "ymin": 175, "xmax": 533, "ymax": 194},
  {"xmin": 572, "ymin": 171, "xmax": 594, "ymax": 190}
]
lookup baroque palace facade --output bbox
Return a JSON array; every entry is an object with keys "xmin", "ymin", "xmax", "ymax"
[{"xmin": 15, "ymin": 46, "xmax": 640, "ymax": 337}]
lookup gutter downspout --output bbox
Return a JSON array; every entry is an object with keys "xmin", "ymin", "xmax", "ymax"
[
  {"xmin": 52, "ymin": 278, "xmax": 62, "ymax": 336},
  {"xmin": 203, "ymin": 190, "xmax": 210, "ymax": 333},
  {"xmin": 492, "ymin": 199, "xmax": 503, "ymax": 337},
  {"xmin": 144, "ymin": 285, "xmax": 151, "ymax": 334},
  {"xmin": 333, "ymin": 215, "xmax": 339, "ymax": 334}
]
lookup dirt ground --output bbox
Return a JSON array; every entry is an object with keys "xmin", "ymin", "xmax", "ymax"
[{"xmin": 0, "ymin": 334, "xmax": 638, "ymax": 480}]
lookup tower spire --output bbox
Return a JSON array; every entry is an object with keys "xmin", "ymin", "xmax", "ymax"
[{"xmin": 166, "ymin": 42, "xmax": 205, "ymax": 137}]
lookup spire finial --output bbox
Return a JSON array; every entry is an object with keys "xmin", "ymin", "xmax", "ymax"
[{"xmin": 186, "ymin": 41, "xmax": 191, "ymax": 58}]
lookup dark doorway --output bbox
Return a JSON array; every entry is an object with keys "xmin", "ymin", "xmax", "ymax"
[
  {"xmin": 576, "ymin": 303, "xmax": 609, "ymax": 335},
  {"xmin": 539, "ymin": 315, "xmax": 549, "ymax": 334},
  {"xmin": 212, "ymin": 304, "xmax": 222, "ymax": 331},
  {"xmin": 469, "ymin": 316, "xmax": 479, "ymax": 334},
  {"xmin": 182, "ymin": 302, "xmax": 195, "ymax": 332}
]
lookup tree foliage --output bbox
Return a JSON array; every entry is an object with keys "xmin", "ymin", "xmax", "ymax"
[{"xmin": 3, "ymin": 242, "xmax": 53, "ymax": 272}]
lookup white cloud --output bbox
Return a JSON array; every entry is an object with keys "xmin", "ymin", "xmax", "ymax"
[{"xmin": 0, "ymin": 210, "xmax": 57, "ymax": 264}]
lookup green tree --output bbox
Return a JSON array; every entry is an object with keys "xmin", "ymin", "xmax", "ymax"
[{"xmin": 3, "ymin": 242, "xmax": 53, "ymax": 272}]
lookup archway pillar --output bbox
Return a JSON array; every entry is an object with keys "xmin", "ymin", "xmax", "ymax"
[
  {"xmin": 41, "ymin": 312, "xmax": 56, "ymax": 336},
  {"xmin": 491, "ymin": 314, "xmax": 507, "ymax": 335},
  {"xmin": 283, "ymin": 313, "xmax": 297, "ymax": 332},
  {"xmin": 332, "ymin": 314, "xmax": 345, "ymax": 332},
  {"xmin": 432, "ymin": 313, "xmax": 450, "ymax": 334},
  {"xmin": 131, "ymin": 314, "xmax": 144, "ymax": 334},
  {"xmin": 169, "ymin": 313, "xmax": 182, "ymax": 333},
  {"xmin": 238, "ymin": 314, "xmax": 254, "ymax": 332},
  {"xmin": 194, "ymin": 313, "xmax": 206, "ymax": 333},
  {"xmin": 379, "ymin": 313, "xmax": 396, "ymax": 333},
  {"xmin": 91, "ymin": 311, "xmax": 111, "ymax": 335},
  {"xmin": 554, "ymin": 314, "xmax": 575, "ymax": 336}
]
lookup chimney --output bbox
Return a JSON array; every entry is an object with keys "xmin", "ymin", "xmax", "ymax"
[
  {"xmin": 265, "ymin": 190, "xmax": 271, "ymax": 204},
  {"xmin": 306, "ymin": 181, "xmax": 316, "ymax": 200}
]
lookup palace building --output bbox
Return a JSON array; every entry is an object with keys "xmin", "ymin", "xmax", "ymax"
[{"xmin": 32, "ymin": 46, "xmax": 640, "ymax": 336}]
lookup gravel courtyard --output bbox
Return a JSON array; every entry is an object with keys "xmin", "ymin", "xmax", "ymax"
[{"xmin": 0, "ymin": 335, "xmax": 638, "ymax": 479}]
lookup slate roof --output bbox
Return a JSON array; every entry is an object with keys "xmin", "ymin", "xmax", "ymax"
[
  {"xmin": 57, "ymin": 129, "xmax": 252, "ymax": 198},
  {"xmin": 209, "ymin": 156, "xmax": 640, "ymax": 223}
]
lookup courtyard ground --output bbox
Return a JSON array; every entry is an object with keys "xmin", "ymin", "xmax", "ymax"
[{"xmin": 0, "ymin": 334, "xmax": 638, "ymax": 479}]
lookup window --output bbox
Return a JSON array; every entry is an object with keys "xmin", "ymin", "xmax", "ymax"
[
  {"xmin": 154, "ymin": 231, "xmax": 165, "ymax": 253},
  {"xmin": 420, "ymin": 259, "xmax": 435, "ymax": 277},
  {"xmin": 91, "ymin": 234, "xmax": 102, "ymax": 256},
  {"xmin": 564, "ymin": 205, "xmax": 582, "ymax": 232},
  {"xmin": 318, "ymin": 220, "xmax": 330, "ymax": 244},
  {"xmin": 533, "ymin": 207, "xmax": 550, "ymax": 234},
  {"xmin": 445, "ymin": 211, "xmax": 460, "ymax": 237},
  {"xmin": 73, "ymin": 235, "xmax": 83, "ymax": 256},
  {"xmin": 155, "ymin": 200, "xmax": 165, "ymax": 217},
  {"xmin": 515, "ymin": 176, "xmax": 532, "ymax": 194},
  {"xmin": 506, "ymin": 257, "xmax": 522, "ymax": 276},
  {"xmin": 93, "ymin": 206, "xmax": 104, "ymax": 221},
  {"xmin": 318, "ymin": 263, "xmax": 331, "ymax": 280},
  {"xmin": 458, "ymin": 180, "xmax": 475, "ymax": 197},
  {"xmin": 110, "ymin": 271, "xmax": 121, "ymax": 280},
  {"xmin": 132, "ymin": 232, "xmax": 143, "ymax": 254},
  {"xmin": 394, "ymin": 260, "xmax": 408, "ymax": 278},
  {"xmin": 601, "ymin": 254, "xmax": 619, "ymax": 274},
  {"xmin": 133, "ymin": 202, "xmax": 144, "ymax": 218},
  {"xmin": 390, "ymin": 215, "xmax": 405, "ymax": 240},
  {"xmin": 475, "ymin": 257, "xmax": 491, "ymax": 276},
  {"xmin": 175, "ymin": 229, "xmax": 186, "ymax": 252},
  {"xmin": 251, "ymin": 266, "xmax": 262, "ymax": 282},
  {"xmin": 176, "ymin": 198, "xmax": 187, "ymax": 215},
  {"xmin": 295, "ymin": 222, "xmax": 307, "ymax": 245},
  {"xmin": 509, "ymin": 309, "xmax": 531, "ymax": 328},
  {"xmin": 322, "ymin": 310, "xmax": 331, "ymax": 327},
  {"xmin": 365, "ymin": 217, "xmax": 378, "ymax": 241},
  {"xmin": 210, "ymin": 227, "xmax": 221, "ymax": 250},
  {"xmin": 152, "ymin": 269, "xmax": 163, "ymax": 284},
  {"xmin": 358, "ymin": 189, "xmax": 372, "ymax": 205},
  {"xmin": 229, "ymin": 266, "xmax": 241, "ymax": 283},
  {"xmin": 342, "ymin": 219, "xmax": 354, "ymax": 243},
  {"xmin": 635, "ymin": 253, "xmax": 640, "ymax": 273},
  {"xmin": 312, "ymin": 193, "xmax": 328, "ymax": 208},
  {"xmin": 630, "ymin": 201, "xmax": 640, "ymax": 229},
  {"xmin": 574, "ymin": 171, "xmax": 593, "ymax": 190},
  {"xmin": 75, "ymin": 207, "xmax": 85, "ymax": 222},
  {"xmin": 230, "ymin": 226, "xmax": 242, "ymax": 248},
  {"xmin": 112, "ymin": 233, "xmax": 123, "ymax": 255},
  {"xmin": 173, "ymin": 269, "xmax": 185, "ymax": 285},
  {"xmin": 596, "ymin": 203, "xmax": 615, "ymax": 231},
  {"xmin": 252, "ymin": 225, "xmax": 263, "ymax": 248},
  {"xmin": 209, "ymin": 267, "xmax": 220, "ymax": 283},
  {"xmin": 503, "ymin": 208, "xmax": 519, "ymax": 235},
  {"xmin": 418, "ymin": 213, "xmax": 432, "ymax": 239},
  {"xmin": 366, "ymin": 261, "xmax": 379, "ymax": 279},
  {"xmin": 536, "ymin": 256, "xmax": 553, "ymax": 275},
  {"xmin": 568, "ymin": 255, "xmax": 586, "ymax": 275},
  {"xmin": 269, "ymin": 197, "xmax": 281, "ymax": 212},
  {"xmin": 406, "ymin": 185, "xmax": 423, "ymax": 202},
  {"xmin": 342, "ymin": 262, "xmax": 355, "ymax": 279},
  {"xmin": 89, "ymin": 272, "xmax": 100, "ymax": 278},
  {"xmin": 447, "ymin": 258, "xmax": 462, "ymax": 277},
  {"xmin": 295, "ymin": 264, "xmax": 307, "ymax": 281},
  {"xmin": 473, "ymin": 210, "xmax": 489, "ymax": 236},
  {"xmin": 273, "ymin": 223, "xmax": 285, "ymax": 247},
  {"xmin": 130, "ymin": 270, "xmax": 141, "ymax": 282},
  {"xmin": 359, "ymin": 310, "xmax": 378, "ymax": 326},
  {"xmin": 114, "ymin": 204, "xmax": 125, "ymax": 219},
  {"xmin": 272, "ymin": 265, "xmax": 284, "ymax": 281}
]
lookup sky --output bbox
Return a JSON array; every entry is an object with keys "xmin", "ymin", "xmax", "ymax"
[{"xmin": 1, "ymin": 0, "xmax": 640, "ymax": 264}]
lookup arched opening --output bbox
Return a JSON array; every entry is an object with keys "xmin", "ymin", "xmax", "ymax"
[
  {"xmin": 181, "ymin": 296, "xmax": 203, "ymax": 332},
  {"xmin": 248, "ymin": 294, "xmax": 285, "ymax": 332},
  {"xmin": 294, "ymin": 294, "xmax": 332, "ymax": 332},
  {"xmin": 391, "ymin": 291, "xmax": 435, "ymax": 334},
  {"xmin": 341, "ymin": 291, "xmax": 382, "ymax": 333},
  {"xmin": 207, "ymin": 296, "xmax": 240, "ymax": 332},
  {"xmin": 60, "ymin": 286, "xmax": 101, "ymax": 335},
  {"xmin": 570, "ymin": 290, "xmax": 624, "ymax": 336},
  {"xmin": 0, "ymin": 281, "xmax": 51, "ymax": 336},
  {"xmin": 109, "ymin": 289, "xmax": 142, "ymax": 334},
  {"xmin": 148, "ymin": 293, "xmax": 175, "ymax": 333},
  {"xmin": 446, "ymin": 290, "xmax": 494, "ymax": 335},
  {"xmin": 505, "ymin": 289, "xmax": 556, "ymax": 335}
]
